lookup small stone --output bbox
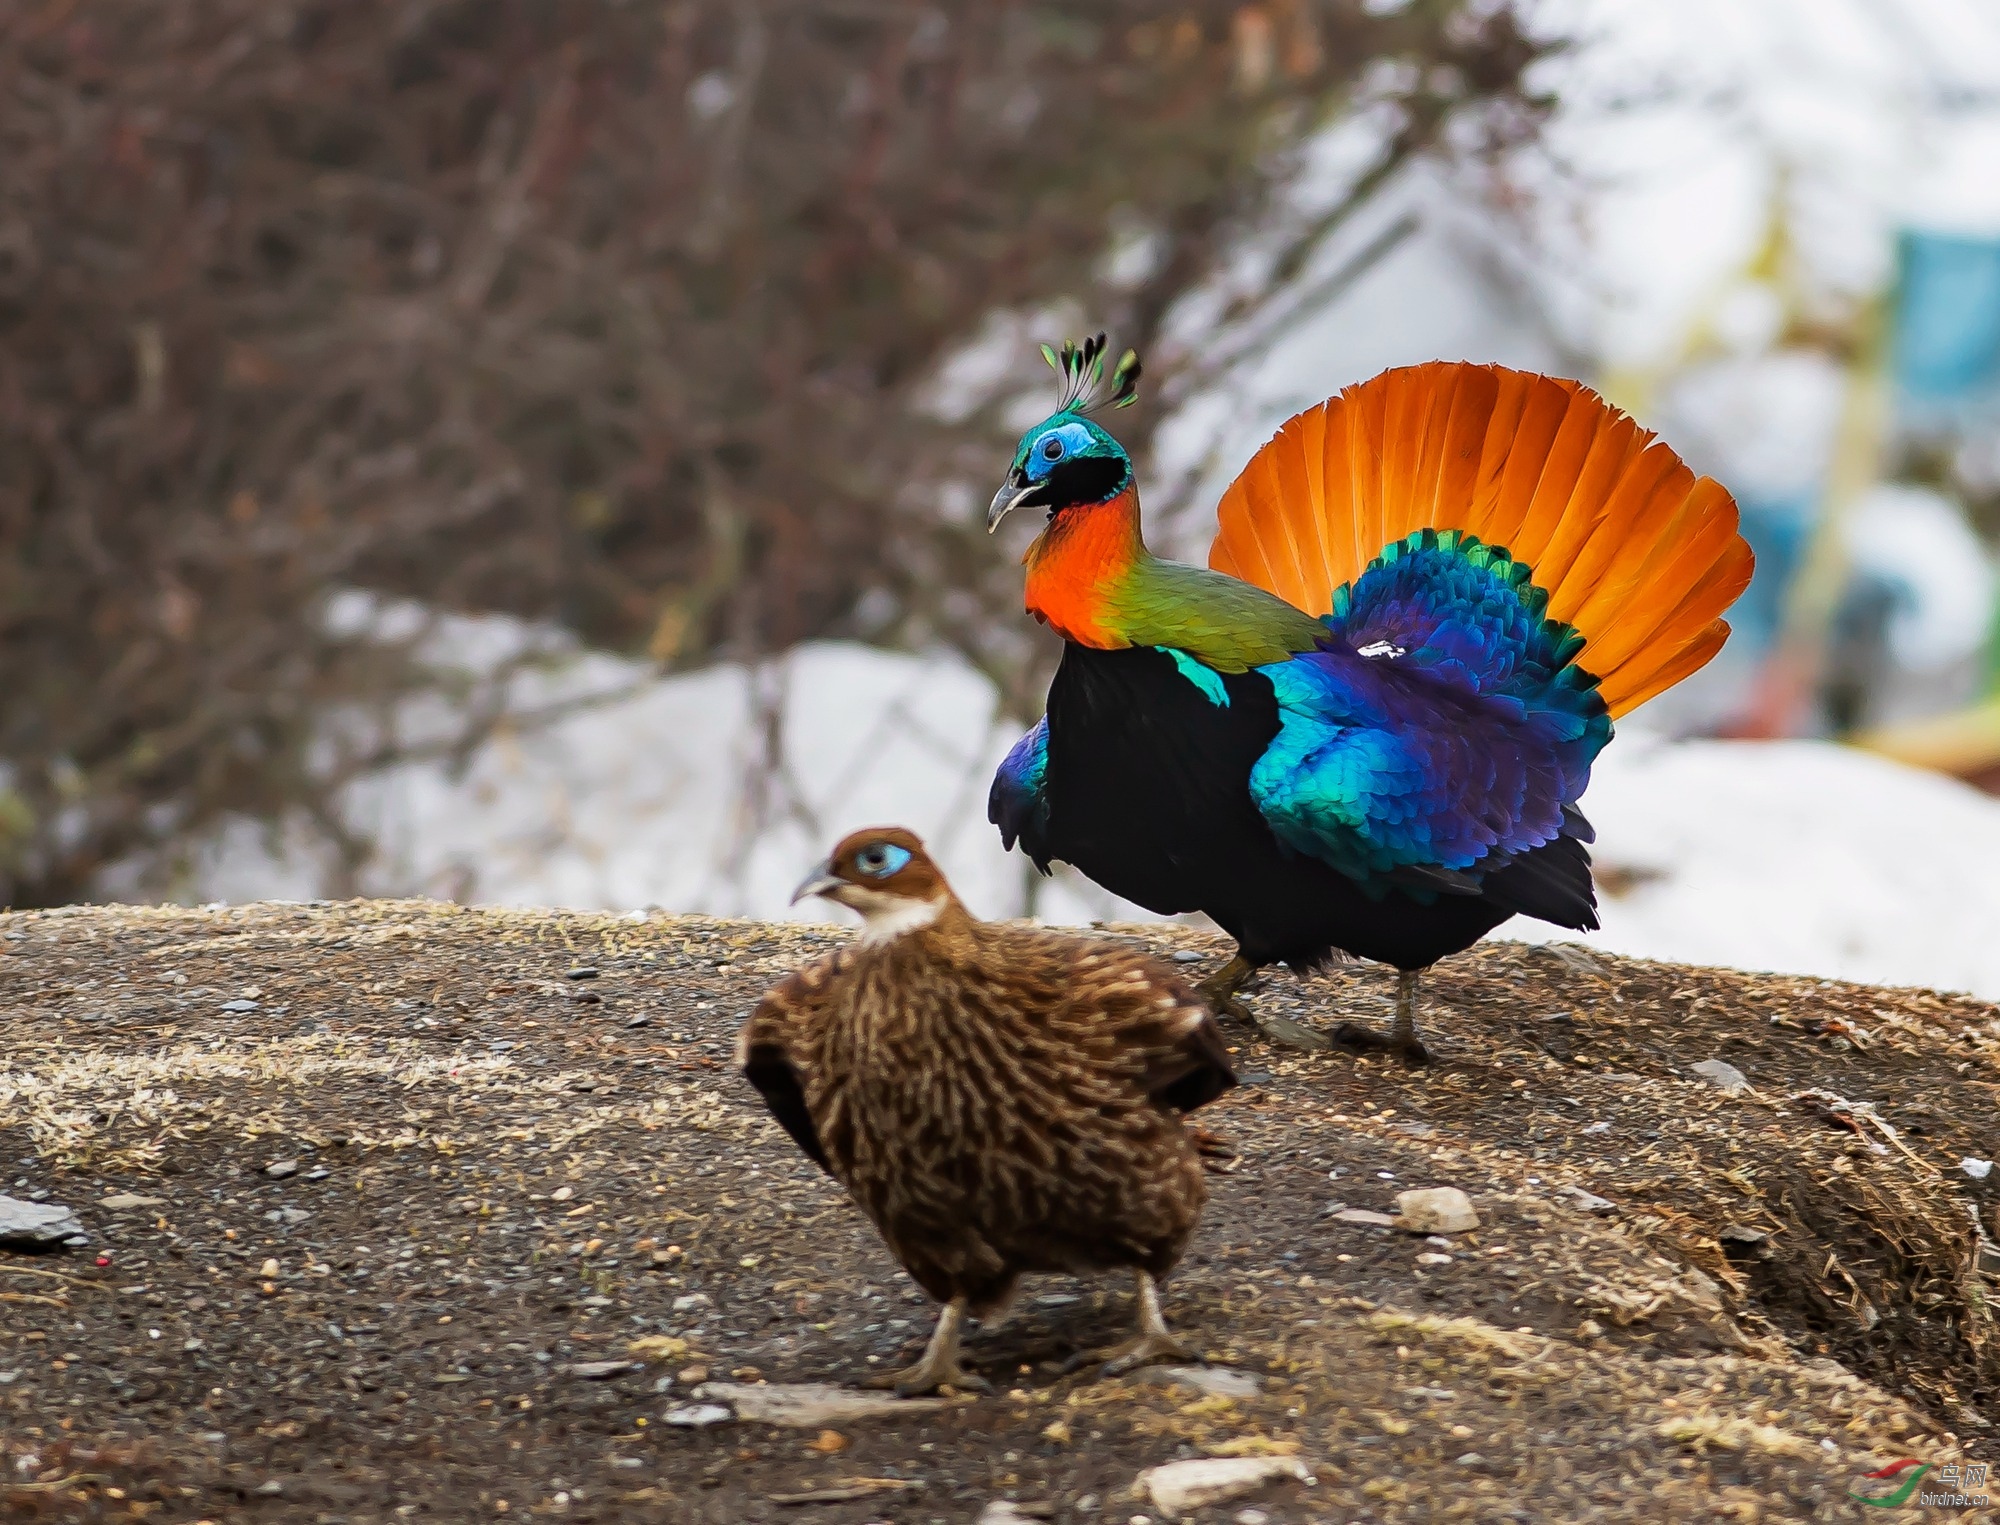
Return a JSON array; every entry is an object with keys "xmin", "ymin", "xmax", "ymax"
[
  {"xmin": 1137, "ymin": 1457, "xmax": 1313, "ymax": 1517},
  {"xmin": 567, "ymin": 967, "xmax": 600, "ymax": 980},
  {"xmin": 1136, "ymin": 1366, "xmax": 1263, "ymax": 1399},
  {"xmin": 1581, "ymin": 1121, "xmax": 1611, "ymax": 1135},
  {"xmin": 551, "ymin": 1185, "xmax": 574, "ymax": 1202},
  {"xmin": 1252, "ymin": 1012, "xmax": 1333, "ymax": 1051},
  {"xmin": 1416, "ymin": 1252, "xmax": 1453, "ymax": 1266},
  {"xmin": 624, "ymin": 1015, "xmax": 651, "ymax": 1029},
  {"xmin": 1171, "ymin": 951, "xmax": 1206, "ymax": 964},
  {"xmin": 978, "ymin": 1505, "xmax": 1048, "ymax": 1524},
  {"xmin": 1689, "ymin": 1059, "xmax": 1750, "ymax": 1095},
  {"xmin": 568, "ymin": 1359, "xmax": 640, "ymax": 1380},
  {"xmin": 1331, "ymin": 1208, "xmax": 1395, "ymax": 1228},
  {"xmin": 0, "ymin": 1194, "xmax": 84, "ymax": 1252},
  {"xmin": 220, "ymin": 999, "xmax": 260, "ymax": 1013},
  {"xmin": 1962, "ymin": 1157, "xmax": 1993, "ymax": 1180},
  {"xmin": 1455, "ymin": 1452, "xmax": 1485, "ymax": 1467},
  {"xmin": 663, "ymin": 1403, "xmax": 732, "ymax": 1428},
  {"xmin": 1556, "ymin": 1185, "xmax": 1614, "ymax": 1215},
  {"xmin": 100, "ymin": 1193, "xmax": 166, "ymax": 1211},
  {"xmin": 265, "ymin": 1159, "xmax": 299, "ymax": 1179},
  {"xmin": 1235, "ymin": 1512, "xmax": 1271, "ymax": 1525},
  {"xmin": 1717, "ymin": 1224, "xmax": 1769, "ymax": 1248},
  {"xmin": 692, "ymin": 1380, "xmax": 945, "ymax": 1427},
  {"xmin": 1392, "ymin": 1188, "xmax": 1480, "ymax": 1235},
  {"xmin": 671, "ymin": 1292, "xmax": 711, "ymax": 1312}
]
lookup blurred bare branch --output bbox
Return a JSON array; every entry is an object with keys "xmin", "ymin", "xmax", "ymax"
[{"xmin": 0, "ymin": 0, "xmax": 1553, "ymax": 906}]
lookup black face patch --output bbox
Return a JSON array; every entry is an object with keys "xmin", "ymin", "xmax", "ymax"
[{"xmin": 1041, "ymin": 455, "xmax": 1129, "ymax": 512}]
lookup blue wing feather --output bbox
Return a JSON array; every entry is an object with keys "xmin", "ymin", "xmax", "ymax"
[
  {"xmin": 1250, "ymin": 531, "xmax": 1610, "ymax": 895},
  {"xmin": 988, "ymin": 716, "xmax": 1052, "ymax": 871}
]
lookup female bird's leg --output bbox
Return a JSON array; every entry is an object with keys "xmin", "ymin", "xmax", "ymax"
[
  {"xmin": 862, "ymin": 1296, "xmax": 992, "ymax": 1397},
  {"xmin": 1062, "ymin": 1270, "xmax": 1195, "ymax": 1376},
  {"xmin": 1333, "ymin": 968, "xmax": 1432, "ymax": 1065},
  {"xmin": 1197, "ymin": 954, "xmax": 1331, "ymax": 1052}
]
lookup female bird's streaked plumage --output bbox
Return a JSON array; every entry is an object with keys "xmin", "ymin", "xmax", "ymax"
[
  {"xmin": 988, "ymin": 346, "xmax": 1754, "ymax": 1060},
  {"xmin": 738, "ymin": 826, "xmax": 1235, "ymax": 1394}
]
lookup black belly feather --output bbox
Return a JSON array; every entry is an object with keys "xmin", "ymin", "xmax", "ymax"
[{"xmin": 1041, "ymin": 643, "xmax": 1595, "ymax": 972}]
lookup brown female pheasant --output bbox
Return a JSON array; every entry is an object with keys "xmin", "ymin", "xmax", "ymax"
[{"xmin": 738, "ymin": 826, "xmax": 1235, "ymax": 1395}]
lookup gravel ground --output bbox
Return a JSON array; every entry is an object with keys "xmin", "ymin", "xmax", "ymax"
[{"xmin": 1, "ymin": 899, "xmax": 1996, "ymax": 1523}]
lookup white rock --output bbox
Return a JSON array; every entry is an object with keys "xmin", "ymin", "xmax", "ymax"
[
  {"xmin": 1556, "ymin": 1185, "xmax": 1615, "ymax": 1215},
  {"xmin": 100, "ymin": 1193, "xmax": 166, "ymax": 1211},
  {"xmin": 1136, "ymin": 1456, "xmax": 1313, "ymax": 1517},
  {"xmin": 1330, "ymin": 1208, "xmax": 1396, "ymax": 1227},
  {"xmin": 663, "ymin": 1403, "xmax": 732, "ymax": 1428},
  {"xmin": 1392, "ymin": 1187, "xmax": 1480, "ymax": 1234},
  {"xmin": 977, "ymin": 1505, "xmax": 1044, "ymax": 1524},
  {"xmin": 1689, "ymin": 1059, "xmax": 1751, "ymax": 1095},
  {"xmin": 1138, "ymin": 1366, "xmax": 1263, "ymax": 1399},
  {"xmin": 0, "ymin": 1195, "xmax": 84, "ymax": 1250},
  {"xmin": 1962, "ymin": 1157, "xmax": 1993, "ymax": 1180},
  {"xmin": 692, "ymin": 1381, "xmax": 945, "ymax": 1427}
]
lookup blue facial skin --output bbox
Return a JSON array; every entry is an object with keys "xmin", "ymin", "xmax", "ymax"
[
  {"xmin": 855, "ymin": 842, "xmax": 913, "ymax": 878},
  {"xmin": 1018, "ymin": 418, "xmax": 1103, "ymax": 483}
]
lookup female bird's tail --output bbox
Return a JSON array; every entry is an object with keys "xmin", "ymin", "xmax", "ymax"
[{"xmin": 1208, "ymin": 362, "xmax": 1753, "ymax": 717}]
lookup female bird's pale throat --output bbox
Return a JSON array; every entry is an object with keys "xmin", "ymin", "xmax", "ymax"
[{"xmin": 844, "ymin": 890, "xmax": 949, "ymax": 944}]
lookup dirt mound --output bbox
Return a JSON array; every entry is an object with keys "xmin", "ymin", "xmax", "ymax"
[{"xmin": 2, "ymin": 900, "xmax": 1995, "ymax": 1522}]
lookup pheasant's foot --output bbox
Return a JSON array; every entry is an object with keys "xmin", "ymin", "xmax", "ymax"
[
  {"xmin": 859, "ymin": 1297, "xmax": 990, "ymax": 1396},
  {"xmin": 1189, "ymin": 1125, "xmax": 1238, "ymax": 1175},
  {"xmin": 1331, "ymin": 1020, "xmax": 1433, "ymax": 1066},
  {"xmin": 1061, "ymin": 1330, "xmax": 1196, "ymax": 1378},
  {"xmin": 1198, "ymin": 955, "xmax": 1333, "ymax": 1050},
  {"xmin": 860, "ymin": 1353, "xmax": 992, "ymax": 1398}
]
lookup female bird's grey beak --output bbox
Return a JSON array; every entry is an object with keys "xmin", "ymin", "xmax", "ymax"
[
  {"xmin": 790, "ymin": 860, "xmax": 843, "ymax": 905},
  {"xmin": 987, "ymin": 467, "xmax": 1043, "ymax": 533}
]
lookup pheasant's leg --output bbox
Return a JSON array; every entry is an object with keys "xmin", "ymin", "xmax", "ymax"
[
  {"xmin": 861, "ymin": 1297, "xmax": 991, "ymax": 1396},
  {"xmin": 1193, "ymin": 954, "xmax": 1256, "ymax": 1021},
  {"xmin": 1333, "ymin": 968, "xmax": 1434, "ymax": 1066},
  {"xmin": 1063, "ymin": 1270, "xmax": 1196, "ymax": 1376},
  {"xmin": 1197, "ymin": 953, "xmax": 1330, "ymax": 1052}
]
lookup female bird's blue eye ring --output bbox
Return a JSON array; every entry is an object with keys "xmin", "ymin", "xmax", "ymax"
[
  {"xmin": 1041, "ymin": 435, "xmax": 1065, "ymax": 461},
  {"xmin": 855, "ymin": 843, "xmax": 913, "ymax": 878}
]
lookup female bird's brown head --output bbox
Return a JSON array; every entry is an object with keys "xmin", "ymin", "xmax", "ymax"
[{"xmin": 791, "ymin": 826, "xmax": 960, "ymax": 942}]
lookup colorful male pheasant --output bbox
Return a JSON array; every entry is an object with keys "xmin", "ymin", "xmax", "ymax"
[{"xmin": 988, "ymin": 340, "xmax": 1752, "ymax": 1061}]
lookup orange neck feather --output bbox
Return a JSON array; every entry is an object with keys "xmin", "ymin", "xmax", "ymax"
[{"xmin": 1022, "ymin": 487, "xmax": 1146, "ymax": 649}]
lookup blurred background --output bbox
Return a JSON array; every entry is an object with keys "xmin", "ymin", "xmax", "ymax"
[{"xmin": 5, "ymin": 0, "xmax": 1999, "ymax": 996}]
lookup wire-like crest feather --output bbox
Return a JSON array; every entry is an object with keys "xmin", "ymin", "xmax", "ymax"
[{"xmin": 1042, "ymin": 332, "xmax": 1142, "ymax": 414}]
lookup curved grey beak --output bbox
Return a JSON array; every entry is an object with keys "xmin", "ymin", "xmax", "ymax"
[
  {"xmin": 986, "ymin": 467, "xmax": 1044, "ymax": 534},
  {"xmin": 790, "ymin": 860, "xmax": 842, "ymax": 905}
]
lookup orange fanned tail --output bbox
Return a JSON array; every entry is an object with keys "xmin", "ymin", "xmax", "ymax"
[{"xmin": 1209, "ymin": 362, "xmax": 1753, "ymax": 720}]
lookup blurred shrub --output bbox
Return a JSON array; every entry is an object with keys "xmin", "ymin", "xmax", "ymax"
[{"xmin": 0, "ymin": 0, "xmax": 1548, "ymax": 905}]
